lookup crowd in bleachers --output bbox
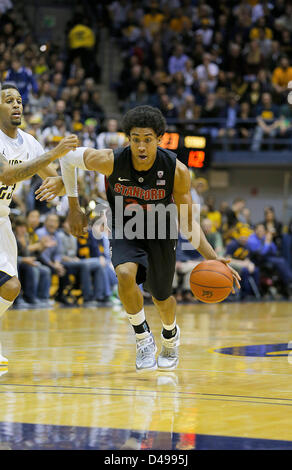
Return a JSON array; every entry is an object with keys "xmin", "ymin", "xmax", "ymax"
[
  {"xmin": 174, "ymin": 177, "xmax": 292, "ymax": 303},
  {"xmin": 9, "ymin": 173, "xmax": 292, "ymax": 307},
  {"xmin": 1, "ymin": 1, "xmax": 292, "ymax": 307},
  {"xmin": 12, "ymin": 210, "xmax": 121, "ymax": 309},
  {"xmin": 1, "ymin": 1, "xmax": 292, "ymax": 152},
  {"xmin": 110, "ymin": 0, "xmax": 292, "ymax": 149}
]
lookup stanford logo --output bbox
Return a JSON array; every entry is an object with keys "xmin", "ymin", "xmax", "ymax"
[{"xmin": 114, "ymin": 183, "xmax": 165, "ymax": 201}]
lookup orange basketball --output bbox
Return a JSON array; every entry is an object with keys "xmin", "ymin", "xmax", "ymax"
[{"xmin": 189, "ymin": 260, "xmax": 233, "ymax": 303}]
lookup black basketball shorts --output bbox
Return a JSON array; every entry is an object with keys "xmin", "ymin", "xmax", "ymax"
[{"xmin": 109, "ymin": 236, "xmax": 177, "ymax": 301}]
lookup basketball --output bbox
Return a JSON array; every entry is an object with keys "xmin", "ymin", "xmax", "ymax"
[{"xmin": 190, "ymin": 260, "xmax": 233, "ymax": 303}]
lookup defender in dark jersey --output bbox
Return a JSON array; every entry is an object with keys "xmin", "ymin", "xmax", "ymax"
[{"xmin": 50, "ymin": 105, "xmax": 241, "ymax": 373}]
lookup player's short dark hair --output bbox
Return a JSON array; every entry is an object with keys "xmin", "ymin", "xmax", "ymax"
[
  {"xmin": 122, "ymin": 105, "xmax": 166, "ymax": 137},
  {"xmin": 2, "ymin": 83, "xmax": 21, "ymax": 94}
]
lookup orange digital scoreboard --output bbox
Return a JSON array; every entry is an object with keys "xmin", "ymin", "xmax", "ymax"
[{"xmin": 159, "ymin": 132, "xmax": 211, "ymax": 169}]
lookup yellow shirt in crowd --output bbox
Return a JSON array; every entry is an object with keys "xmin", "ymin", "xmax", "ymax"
[
  {"xmin": 272, "ymin": 66, "xmax": 292, "ymax": 88},
  {"xmin": 68, "ymin": 24, "xmax": 95, "ymax": 49}
]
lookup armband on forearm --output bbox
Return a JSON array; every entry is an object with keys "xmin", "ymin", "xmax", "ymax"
[{"xmin": 59, "ymin": 147, "xmax": 88, "ymax": 197}]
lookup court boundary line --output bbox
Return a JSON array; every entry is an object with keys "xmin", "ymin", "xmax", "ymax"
[{"xmin": 1, "ymin": 382, "xmax": 292, "ymax": 403}]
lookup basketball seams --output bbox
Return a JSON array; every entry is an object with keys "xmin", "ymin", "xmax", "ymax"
[
  {"xmin": 190, "ymin": 281, "xmax": 231, "ymax": 289},
  {"xmin": 190, "ymin": 260, "xmax": 234, "ymax": 303},
  {"xmin": 192, "ymin": 268, "xmax": 233, "ymax": 282}
]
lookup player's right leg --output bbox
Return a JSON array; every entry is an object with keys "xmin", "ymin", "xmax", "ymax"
[
  {"xmin": 0, "ymin": 217, "xmax": 22, "ymax": 366},
  {"xmin": 0, "ymin": 276, "xmax": 21, "ymax": 365},
  {"xmin": 115, "ymin": 262, "xmax": 157, "ymax": 373}
]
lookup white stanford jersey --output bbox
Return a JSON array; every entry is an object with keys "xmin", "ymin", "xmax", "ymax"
[{"xmin": 0, "ymin": 128, "xmax": 45, "ymax": 217}]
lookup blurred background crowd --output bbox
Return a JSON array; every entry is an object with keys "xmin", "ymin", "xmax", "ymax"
[{"xmin": 1, "ymin": 0, "xmax": 292, "ymax": 308}]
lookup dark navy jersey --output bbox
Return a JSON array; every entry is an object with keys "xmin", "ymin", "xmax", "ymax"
[{"xmin": 105, "ymin": 146, "xmax": 177, "ymax": 238}]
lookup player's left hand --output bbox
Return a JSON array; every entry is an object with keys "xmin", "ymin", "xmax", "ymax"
[
  {"xmin": 35, "ymin": 176, "xmax": 65, "ymax": 201},
  {"xmin": 216, "ymin": 257, "xmax": 241, "ymax": 293}
]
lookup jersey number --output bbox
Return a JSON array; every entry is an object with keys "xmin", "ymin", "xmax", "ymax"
[{"xmin": 0, "ymin": 184, "xmax": 16, "ymax": 200}]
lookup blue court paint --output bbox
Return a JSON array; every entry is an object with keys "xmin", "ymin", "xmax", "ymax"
[
  {"xmin": 1, "ymin": 422, "xmax": 292, "ymax": 450},
  {"xmin": 213, "ymin": 343, "xmax": 291, "ymax": 357}
]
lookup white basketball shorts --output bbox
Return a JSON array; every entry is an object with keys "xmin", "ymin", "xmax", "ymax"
[{"xmin": 0, "ymin": 217, "xmax": 18, "ymax": 286}]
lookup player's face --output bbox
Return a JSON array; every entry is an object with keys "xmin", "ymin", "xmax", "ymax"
[
  {"xmin": 0, "ymin": 89, "xmax": 23, "ymax": 127},
  {"xmin": 129, "ymin": 127, "xmax": 161, "ymax": 169}
]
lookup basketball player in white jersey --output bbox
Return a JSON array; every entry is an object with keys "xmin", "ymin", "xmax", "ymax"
[{"xmin": 0, "ymin": 83, "xmax": 78, "ymax": 367}]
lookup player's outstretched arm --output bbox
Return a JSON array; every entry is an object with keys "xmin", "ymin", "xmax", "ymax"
[
  {"xmin": 173, "ymin": 160, "xmax": 241, "ymax": 291},
  {"xmin": 173, "ymin": 160, "xmax": 218, "ymax": 259},
  {"xmin": 0, "ymin": 135, "xmax": 78, "ymax": 186},
  {"xmin": 54, "ymin": 147, "xmax": 114, "ymax": 237}
]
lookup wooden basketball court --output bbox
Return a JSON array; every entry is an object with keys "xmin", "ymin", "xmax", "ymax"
[{"xmin": 1, "ymin": 301, "xmax": 292, "ymax": 450}]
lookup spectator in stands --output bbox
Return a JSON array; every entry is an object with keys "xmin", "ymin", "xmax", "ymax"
[
  {"xmin": 272, "ymin": 55, "xmax": 292, "ymax": 101},
  {"xmin": 225, "ymin": 233, "xmax": 260, "ymax": 300},
  {"xmin": 178, "ymin": 94, "xmax": 200, "ymax": 131},
  {"xmin": 218, "ymin": 93, "xmax": 239, "ymax": 141},
  {"xmin": 223, "ymin": 44, "xmax": 244, "ymax": 81},
  {"xmin": 77, "ymin": 225, "xmax": 116, "ymax": 306},
  {"xmin": 89, "ymin": 90, "xmax": 106, "ymax": 122},
  {"xmin": 261, "ymin": 206, "xmax": 283, "ymax": 252},
  {"xmin": 195, "ymin": 18, "xmax": 214, "ymax": 48},
  {"xmin": 66, "ymin": 14, "xmax": 98, "ymax": 79},
  {"xmin": 58, "ymin": 217, "xmax": 109, "ymax": 307},
  {"xmin": 42, "ymin": 114, "xmax": 71, "ymax": 144},
  {"xmin": 14, "ymin": 216, "xmax": 52, "ymax": 308},
  {"xmin": 127, "ymin": 81, "xmax": 151, "ymax": 109},
  {"xmin": 202, "ymin": 195, "xmax": 222, "ymax": 232},
  {"xmin": 108, "ymin": 0, "xmax": 131, "ymax": 36},
  {"xmin": 142, "ymin": 2, "xmax": 165, "ymax": 36},
  {"xmin": 35, "ymin": 213, "xmax": 67, "ymax": 304},
  {"xmin": 246, "ymin": 223, "xmax": 292, "ymax": 298},
  {"xmin": 222, "ymin": 198, "xmax": 246, "ymax": 243},
  {"xmin": 244, "ymin": 80, "xmax": 262, "ymax": 108},
  {"xmin": 168, "ymin": 44, "xmax": 189, "ymax": 76},
  {"xmin": 193, "ymin": 80, "xmax": 208, "ymax": 107},
  {"xmin": 200, "ymin": 93, "xmax": 221, "ymax": 137},
  {"xmin": 5, "ymin": 58, "xmax": 38, "ymax": 105},
  {"xmin": 273, "ymin": 103, "xmax": 292, "ymax": 139},
  {"xmin": 243, "ymin": 39, "xmax": 265, "ymax": 79},
  {"xmin": 190, "ymin": 176, "xmax": 208, "ymax": 206},
  {"xmin": 251, "ymin": 92, "xmax": 279, "ymax": 151},
  {"xmin": 82, "ymin": 118, "xmax": 98, "ymax": 148},
  {"xmin": 117, "ymin": 63, "xmax": 143, "ymax": 102},
  {"xmin": 230, "ymin": 75, "xmax": 249, "ymax": 101},
  {"xmin": 235, "ymin": 102, "xmax": 254, "ymax": 147},
  {"xmin": 201, "ymin": 217, "xmax": 224, "ymax": 258},
  {"xmin": 279, "ymin": 29, "xmax": 292, "ymax": 57},
  {"xmin": 169, "ymin": 7, "xmax": 192, "ymax": 34},
  {"xmin": 242, "ymin": 207, "xmax": 254, "ymax": 228},
  {"xmin": 96, "ymin": 118, "xmax": 126, "ymax": 149},
  {"xmin": 159, "ymin": 93, "xmax": 178, "ymax": 122},
  {"xmin": 194, "ymin": 53, "xmax": 219, "ymax": 93},
  {"xmin": 43, "ymin": 99, "xmax": 72, "ymax": 130}
]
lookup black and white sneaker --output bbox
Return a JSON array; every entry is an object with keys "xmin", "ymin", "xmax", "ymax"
[
  {"xmin": 157, "ymin": 325, "xmax": 180, "ymax": 371},
  {"xmin": 136, "ymin": 333, "xmax": 157, "ymax": 373}
]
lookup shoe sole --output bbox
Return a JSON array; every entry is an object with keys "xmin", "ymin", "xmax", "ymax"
[
  {"xmin": 136, "ymin": 363, "xmax": 158, "ymax": 373},
  {"xmin": 157, "ymin": 362, "xmax": 179, "ymax": 371}
]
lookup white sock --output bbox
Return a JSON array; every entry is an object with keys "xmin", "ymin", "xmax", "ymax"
[
  {"xmin": 0, "ymin": 296, "xmax": 13, "ymax": 319},
  {"xmin": 127, "ymin": 308, "xmax": 150, "ymax": 340}
]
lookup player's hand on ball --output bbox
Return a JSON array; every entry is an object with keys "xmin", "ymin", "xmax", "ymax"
[{"xmin": 216, "ymin": 257, "xmax": 241, "ymax": 293}]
